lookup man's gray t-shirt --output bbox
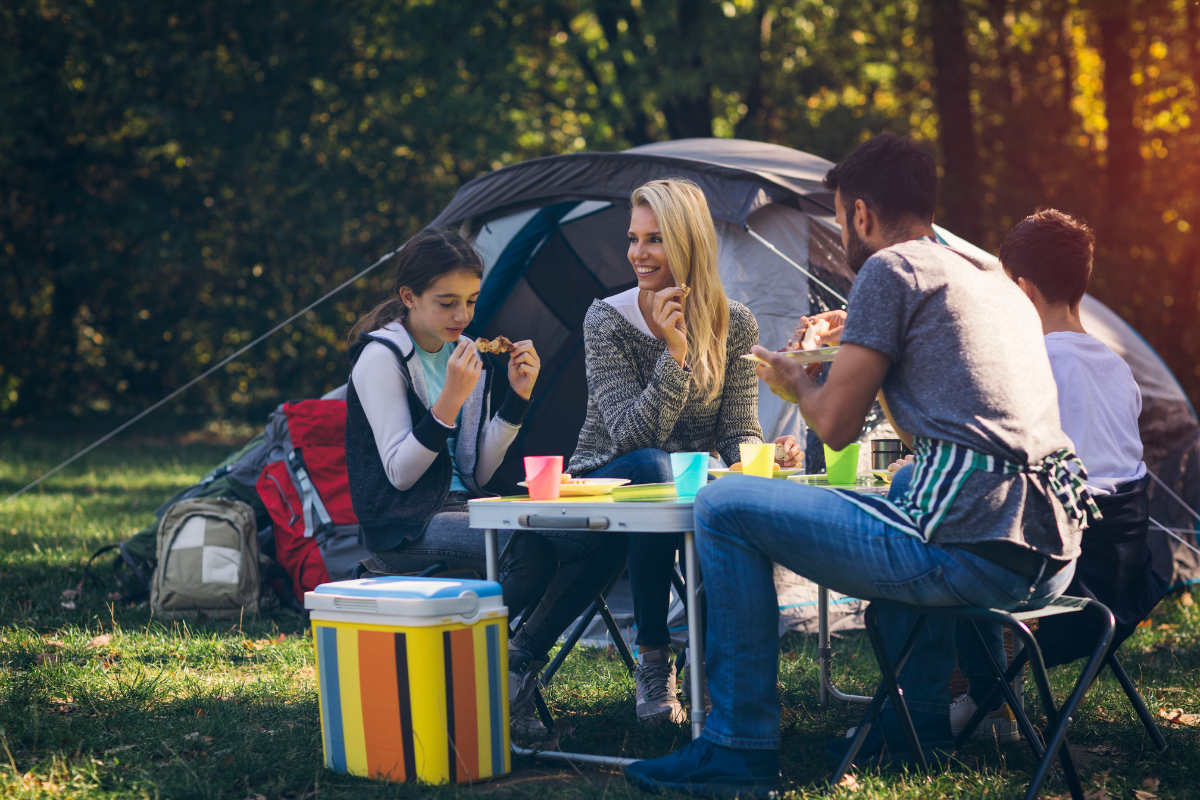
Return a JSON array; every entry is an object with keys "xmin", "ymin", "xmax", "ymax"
[{"xmin": 840, "ymin": 239, "xmax": 1081, "ymax": 559}]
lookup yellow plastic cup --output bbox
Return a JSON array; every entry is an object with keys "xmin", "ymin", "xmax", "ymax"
[
  {"xmin": 823, "ymin": 443, "xmax": 861, "ymax": 485},
  {"xmin": 739, "ymin": 443, "xmax": 776, "ymax": 478}
]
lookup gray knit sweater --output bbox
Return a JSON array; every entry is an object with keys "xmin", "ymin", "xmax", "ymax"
[{"xmin": 569, "ymin": 298, "xmax": 764, "ymax": 475}]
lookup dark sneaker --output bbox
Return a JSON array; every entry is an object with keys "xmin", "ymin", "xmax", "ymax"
[
  {"xmin": 635, "ymin": 649, "xmax": 687, "ymax": 725},
  {"xmin": 826, "ymin": 708, "xmax": 955, "ymax": 769},
  {"xmin": 509, "ymin": 647, "xmax": 550, "ymax": 745},
  {"xmin": 625, "ymin": 736, "xmax": 781, "ymax": 797}
]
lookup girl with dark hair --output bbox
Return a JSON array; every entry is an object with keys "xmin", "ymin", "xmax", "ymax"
[{"xmin": 345, "ymin": 228, "xmax": 628, "ymax": 743}]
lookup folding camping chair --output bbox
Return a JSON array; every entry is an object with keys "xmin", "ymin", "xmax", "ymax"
[{"xmin": 831, "ymin": 596, "xmax": 1115, "ymax": 800}]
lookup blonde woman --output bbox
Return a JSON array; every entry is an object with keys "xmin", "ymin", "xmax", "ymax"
[{"xmin": 569, "ymin": 178, "xmax": 802, "ymax": 725}]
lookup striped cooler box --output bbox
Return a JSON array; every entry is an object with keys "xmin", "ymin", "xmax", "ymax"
[{"xmin": 305, "ymin": 577, "xmax": 510, "ymax": 784}]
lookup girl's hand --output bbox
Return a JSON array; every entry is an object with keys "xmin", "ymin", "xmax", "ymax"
[
  {"xmin": 432, "ymin": 340, "xmax": 481, "ymax": 425},
  {"xmin": 888, "ymin": 454, "xmax": 914, "ymax": 473},
  {"xmin": 653, "ymin": 287, "xmax": 688, "ymax": 368},
  {"xmin": 507, "ymin": 340, "xmax": 540, "ymax": 400},
  {"xmin": 774, "ymin": 435, "xmax": 803, "ymax": 468}
]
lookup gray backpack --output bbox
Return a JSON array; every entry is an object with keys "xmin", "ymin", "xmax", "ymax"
[{"xmin": 151, "ymin": 498, "xmax": 261, "ymax": 620}]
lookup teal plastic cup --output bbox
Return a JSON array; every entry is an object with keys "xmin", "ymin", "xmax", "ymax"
[
  {"xmin": 823, "ymin": 442, "xmax": 861, "ymax": 485},
  {"xmin": 670, "ymin": 452, "xmax": 709, "ymax": 497}
]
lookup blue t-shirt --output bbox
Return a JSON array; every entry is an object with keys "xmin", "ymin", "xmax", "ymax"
[{"xmin": 414, "ymin": 343, "xmax": 467, "ymax": 493}]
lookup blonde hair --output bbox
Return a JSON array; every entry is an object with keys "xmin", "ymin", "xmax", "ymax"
[{"xmin": 631, "ymin": 178, "xmax": 729, "ymax": 403}]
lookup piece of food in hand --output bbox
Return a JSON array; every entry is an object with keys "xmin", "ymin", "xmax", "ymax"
[
  {"xmin": 775, "ymin": 442, "xmax": 785, "ymax": 461},
  {"xmin": 560, "ymin": 473, "xmax": 573, "ymax": 483},
  {"xmin": 679, "ymin": 284, "xmax": 691, "ymax": 302},
  {"xmin": 475, "ymin": 336, "xmax": 515, "ymax": 354},
  {"xmin": 729, "ymin": 462, "xmax": 742, "ymax": 472},
  {"xmin": 784, "ymin": 317, "xmax": 831, "ymax": 351}
]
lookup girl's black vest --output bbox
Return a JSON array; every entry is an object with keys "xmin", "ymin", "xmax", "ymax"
[{"xmin": 345, "ymin": 330, "xmax": 495, "ymax": 554}]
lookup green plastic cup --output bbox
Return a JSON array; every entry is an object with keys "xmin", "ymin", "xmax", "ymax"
[{"xmin": 823, "ymin": 442, "xmax": 861, "ymax": 485}]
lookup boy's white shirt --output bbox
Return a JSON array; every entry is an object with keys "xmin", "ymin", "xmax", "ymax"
[
  {"xmin": 1045, "ymin": 331, "xmax": 1146, "ymax": 495},
  {"xmin": 351, "ymin": 321, "xmax": 519, "ymax": 492}
]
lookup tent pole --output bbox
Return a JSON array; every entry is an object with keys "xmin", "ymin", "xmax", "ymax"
[
  {"xmin": 2, "ymin": 244, "xmax": 407, "ymax": 507},
  {"xmin": 742, "ymin": 223, "xmax": 849, "ymax": 308}
]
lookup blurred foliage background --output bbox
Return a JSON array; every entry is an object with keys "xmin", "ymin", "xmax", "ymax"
[{"xmin": 1, "ymin": 0, "xmax": 1198, "ymax": 426}]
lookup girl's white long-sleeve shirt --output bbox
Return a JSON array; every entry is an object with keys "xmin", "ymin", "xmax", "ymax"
[{"xmin": 351, "ymin": 323, "xmax": 524, "ymax": 491}]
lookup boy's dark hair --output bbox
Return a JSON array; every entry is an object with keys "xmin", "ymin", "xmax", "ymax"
[
  {"xmin": 999, "ymin": 209, "xmax": 1094, "ymax": 307},
  {"xmin": 823, "ymin": 134, "xmax": 938, "ymax": 227}
]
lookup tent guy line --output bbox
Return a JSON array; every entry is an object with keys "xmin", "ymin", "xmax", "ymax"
[
  {"xmin": 1149, "ymin": 469, "xmax": 1200, "ymax": 524},
  {"xmin": 743, "ymin": 223, "xmax": 849, "ymax": 307},
  {"xmin": 1, "ymin": 244, "xmax": 407, "ymax": 508},
  {"xmin": 1150, "ymin": 517, "xmax": 1200, "ymax": 560}
]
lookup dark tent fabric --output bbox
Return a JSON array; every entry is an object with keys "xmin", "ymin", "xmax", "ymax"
[{"xmin": 429, "ymin": 138, "xmax": 835, "ymax": 229}]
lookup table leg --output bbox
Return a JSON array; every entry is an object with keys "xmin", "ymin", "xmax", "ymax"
[
  {"xmin": 819, "ymin": 586, "xmax": 830, "ymax": 707},
  {"xmin": 484, "ymin": 528, "xmax": 498, "ymax": 582},
  {"xmin": 684, "ymin": 529, "xmax": 706, "ymax": 739},
  {"xmin": 818, "ymin": 585, "xmax": 872, "ymax": 706}
]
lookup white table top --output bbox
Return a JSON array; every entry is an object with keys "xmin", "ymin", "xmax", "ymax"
[{"xmin": 467, "ymin": 477, "xmax": 889, "ymax": 533}]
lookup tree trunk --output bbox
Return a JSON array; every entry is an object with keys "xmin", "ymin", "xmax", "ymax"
[
  {"xmin": 929, "ymin": 0, "xmax": 983, "ymax": 242},
  {"xmin": 1098, "ymin": 0, "xmax": 1139, "ymax": 209},
  {"xmin": 1186, "ymin": 0, "xmax": 1200, "ymax": 93}
]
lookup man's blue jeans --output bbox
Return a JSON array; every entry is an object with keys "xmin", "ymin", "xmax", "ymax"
[
  {"xmin": 693, "ymin": 475, "xmax": 1074, "ymax": 750},
  {"xmin": 890, "ymin": 465, "xmax": 1007, "ymax": 706}
]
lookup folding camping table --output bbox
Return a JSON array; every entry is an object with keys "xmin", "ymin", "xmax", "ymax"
[{"xmin": 468, "ymin": 477, "xmax": 888, "ymax": 767}]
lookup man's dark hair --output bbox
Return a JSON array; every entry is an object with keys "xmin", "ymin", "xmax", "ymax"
[
  {"xmin": 823, "ymin": 134, "xmax": 938, "ymax": 227},
  {"xmin": 999, "ymin": 209, "xmax": 1094, "ymax": 307}
]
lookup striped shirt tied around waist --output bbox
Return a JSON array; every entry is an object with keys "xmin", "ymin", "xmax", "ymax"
[{"xmin": 835, "ymin": 437, "xmax": 1102, "ymax": 543}]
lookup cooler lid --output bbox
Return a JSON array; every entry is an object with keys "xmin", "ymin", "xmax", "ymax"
[
  {"xmin": 304, "ymin": 576, "xmax": 505, "ymax": 621},
  {"xmin": 312, "ymin": 576, "xmax": 503, "ymax": 599}
]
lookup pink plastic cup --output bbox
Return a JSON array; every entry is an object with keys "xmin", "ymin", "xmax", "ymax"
[{"xmin": 524, "ymin": 456, "xmax": 564, "ymax": 501}]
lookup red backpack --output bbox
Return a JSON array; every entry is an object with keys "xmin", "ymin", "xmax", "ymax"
[{"xmin": 255, "ymin": 400, "xmax": 369, "ymax": 600}]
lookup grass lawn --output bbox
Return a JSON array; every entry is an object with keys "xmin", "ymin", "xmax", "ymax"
[{"xmin": 1, "ymin": 431, "xmax": 1198, "ymax": 799}]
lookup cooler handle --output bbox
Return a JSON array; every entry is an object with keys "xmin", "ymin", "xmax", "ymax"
[{"xmin": 518, "ymin": 515, "xmax": 609, "ymax": 530}]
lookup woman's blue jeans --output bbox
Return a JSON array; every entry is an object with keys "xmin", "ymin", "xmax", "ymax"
[
  {"xmin": 693, "ymin": 474, "xmax": 1074, "ymax": 750},
  {"xmin": 585, "ymin": 448, "xmax": 680, "ymax": 647}
]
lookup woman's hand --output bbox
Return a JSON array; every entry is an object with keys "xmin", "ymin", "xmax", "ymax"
[
  {"xmin": 774, "ymin": 435, "xmax": 803, "ymax": 468},
  {"xmin": 431, "ymin": 340, "xmax": 482, "ymax": 426},
  {"xmin": 652, "ymin": 287, "xmax": 688, "ymax": 368},
  {"xmin": 507, "ymin": 340, "xmax": 540, "ymax": 400}
]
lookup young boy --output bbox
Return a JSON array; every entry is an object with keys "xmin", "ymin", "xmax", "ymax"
[
  {"xmin": 950, "ymin": 209, "xmax": 1148, "ymax": 742},
  {"xmin": 1000, "ymin": 209, "xmax": 1145, "ymax": 497}
]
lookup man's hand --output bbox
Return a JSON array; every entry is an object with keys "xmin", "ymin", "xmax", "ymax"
[
  {"xmin": 754, "ymin": 342, "xmax": 893, "ymax": 451},
  {"xmin": 752, "ymin": 345, "xmax": 812, "ymax": 405},
  {"xmin": 791, "ymin": 309, "xmax": 848, "ymax": 348}
]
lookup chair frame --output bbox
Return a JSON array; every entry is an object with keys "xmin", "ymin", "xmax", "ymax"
[{"xmin": 831, "ymin": 596, "xmax": 1115, "ymax": 800}]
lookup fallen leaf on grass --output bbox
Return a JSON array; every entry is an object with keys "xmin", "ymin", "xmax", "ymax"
[
  {"xmin": 61, "ymin": 586, "xmax": 81, "ymax": 600},
  {"xmin": 1158, "ymin": 708, "xmax": 1200, "ymax": 726},
  {"xmin": 87, "ymin": 634, "xmax": 113, "ymax": 648},
  {"xmin": 1143, "ymin": 777, "xmax": 1161, "ymax": 791},
  {"xmin": 103, "ymin": 745, "xmax": 136, "ymax": 755},
  {"xmin": 184, "ymin": 732, "xmax": 199, "ymax": 741},
  {"xmin": 202, "ymin": 736, "xmax": 213, "ymax": 744},
  {"xmin": 1083, "ymin": 789, "xmax": 1111, "ymax": 800},
  {"xmin": 35, "ymin": 652, "xmax": 61, "ymax": 666},
  {"xmin": 61, "ymin": 601, "xmax": 76, "ymax": 610},
  {"xmin": 836, "ymin": 773, "xmax": 860, "ymax": 791},
  {"xmin": 1134, "ymin": 791, "xmax": 1157, "ymax": 800}
]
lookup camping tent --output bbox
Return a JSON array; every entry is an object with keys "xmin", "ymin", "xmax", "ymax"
[{"xmin": 428, "ymin": 138, "xmax": 1200, "ymax": 607}]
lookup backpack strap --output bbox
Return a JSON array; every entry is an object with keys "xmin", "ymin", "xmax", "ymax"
[{"xmin": 287, "ymin": 448, "xmax": 334, "ymax": 538}]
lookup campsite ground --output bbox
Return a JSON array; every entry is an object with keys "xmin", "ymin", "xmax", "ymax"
[{"xmin": 1, "ymin": 433, "xmax": 1199, "ymax": 800}]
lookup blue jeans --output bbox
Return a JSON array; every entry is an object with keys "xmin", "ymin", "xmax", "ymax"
[
  {"xmin": 585, "ymin": 448, "xmax": 680, "ymax": 647},
  {"xmin": 693, "ymin": 475, "xmax": 1075, "ymax": 749},
  {"xmin": 890, "ymin": 465, "xmax": 1006, "ymax": 703}
]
